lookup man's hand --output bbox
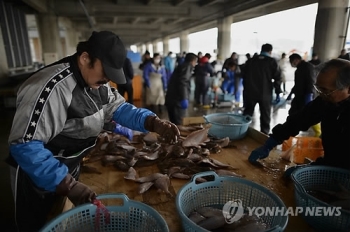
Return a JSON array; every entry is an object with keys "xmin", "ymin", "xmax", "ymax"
[
  {"xmin": 180, "ymin": 99, "xmax": 189, "ymax": 109},
  {"xmin": 56, "ymin": 174, "xmax": 96, "ymax": 206},
  {"xmin": 114, "ymin": 124, "xmax": 133, "ymax": 140},
  {"xmin": 248, "ymin": 146, "xmax": 270, "ymax": 163},
  {"xmin": 248, "ymin": 137, "xmax": 278, "ymax": 163},
  {"xmin": 144, "ymin": 116, "xmax": 180, "ymax": 143}
]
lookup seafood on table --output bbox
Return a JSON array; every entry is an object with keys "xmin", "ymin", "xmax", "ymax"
[
  {"xmin": 307, "ymin": 180, "xmax": 350, "ymax": 210},
  {"xmin": 81, "ymin": 124, "xmax": 243, "ymax": 194},
  {"xmin": 188, "ymin": 206, "xmax": 267, "ymax": 231}
]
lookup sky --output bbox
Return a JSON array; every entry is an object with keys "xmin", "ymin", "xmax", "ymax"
[{"xmin": 133, "ymin": 2, "xmax": 350, "ymax": 63}]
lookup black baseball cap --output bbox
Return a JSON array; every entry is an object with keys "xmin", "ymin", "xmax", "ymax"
[{"xmin": 87, "ymin": 31, "xmax": 126, "ymax": 84}]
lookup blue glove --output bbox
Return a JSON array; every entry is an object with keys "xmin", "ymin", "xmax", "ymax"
[
  {"xmin": 114, "ymin": 124, "xmax": 133, "ymax": 140},
  {"xmin": 180, "ymin": 99, "xmax": 189, "ymax": 109},
  {"xmin": 305, "ymin": 93, "xmax": 313, "ymax": 104},
  {"xmin": 248, "ymin": 137, "xmax": 279, "ymax": 163},
  {"xmin": 274, "ymin": 95, "xmax": 280, "ymax": 104}
]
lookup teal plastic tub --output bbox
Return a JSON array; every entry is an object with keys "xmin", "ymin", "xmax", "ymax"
[
  {"xmin": 40, "ymin": 193, "xmax": 169, "ymax": 232},
  {"xmin": 291, "ymin": 166, "xmax": 350, "ymax": 232},
  {"xmin": 203, "ymin": 113, "xmax": 251, "ymax": 140},
  {"xmin": 176, "ymin": 171, "xmax": 288, "ymax": 232}
]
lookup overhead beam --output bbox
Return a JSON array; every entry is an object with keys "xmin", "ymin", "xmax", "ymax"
[
  {"xmin": 172, "ymin": 0, "xmax": 188, "ymax": 6},
  {"xmin": 151, "ymin": 17, "xmax": 163, "ymax": 24},
  {"xmin": 22, "ymin": 0, "xmax": 47, "ymax": 13},
  {"xmin": 144, "ymin": 0, "xmax": 156, "ymax": 5},
  {"xmin": 78, "ymin": 0, "xmax": 95, "ymax": 29},
  {"xmin": 199, "ymin": 0, "xmax": 221, "ymax": 7},
  {"xmin": 131, "ymin": 17, "xmax": 141, "ymax": 24},
  {"xmin": 166, "ymin": 18, "xmax": 185, "ymax": 25}
]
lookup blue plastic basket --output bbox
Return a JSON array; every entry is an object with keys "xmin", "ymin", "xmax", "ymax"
[
  {"xmin": 176, "ymin": 171, "xmax": 288, "ymax": 232},
  {"xmin": 203, "ymin": 113, "xmax": 251, "ymax": 140},
  {"xmin": 291, "ymin": 166, "xmax": 350, "ymax": 232},
  {"xmin": 40, "ymin": 193, "xmax": 169, "ymax": 232}
]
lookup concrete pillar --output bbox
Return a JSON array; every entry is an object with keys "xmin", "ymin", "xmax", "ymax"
[
  {"xmin": 152, "ymin": 42, "xmax": 158, "ymax": 54},
  {"xmin": 180, "ymin": 30, "xmax": 189, "ymax": 53},
  {"xmin": 60, "ymin": 17, "xmax": 79, "ymax": 56},
  {"xmin": 313, "ymin": 0, "xmax": 350, "ymax": 61},
  {"xmin": 163, "ymin": 36, "xmax": 169, "ymax": 55},
  {"xmin": 217, "ymin": 16, "xmax": 233, "ymax": 61},
  {"xmin": 37, "ymin": 14, "xmax": 63, "ymax": 64},
  {"xmin": 0, "ymin": 26, "xmax": 8, "ymax": 78},
  {"xmin": 137, "ymin": 45, "xmax": 142, "ymax": 54}
]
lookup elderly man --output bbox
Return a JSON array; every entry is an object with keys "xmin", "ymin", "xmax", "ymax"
[
  {"xmin": 249, "ymin": 59, "xmax": 350, "ymax": 172},
  {"xmin": 7, "ymin": 31, "xmax": 179, "ymax": 231}
]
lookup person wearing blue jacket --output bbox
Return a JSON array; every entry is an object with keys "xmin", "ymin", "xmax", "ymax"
[
  {"xmin": 6, "ymin": 31, "xmax": 179, "ymax": 231},
  {"xmin": 164, "ymin": 51, "xmax": 175, "ymax": 83},
  {"xmin": 220, "ymin": 60, "xmax": 243, "ymax": 103}
]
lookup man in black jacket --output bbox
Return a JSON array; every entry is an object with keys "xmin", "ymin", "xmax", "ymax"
[
  {"xmin": 249, "ymin": 58, "xmax": 350, "ymax": 171},
  {"xmin": 242, "ymin": 43, "xmax": 281, "ymax": 134},
  {"xmin": 288, "ymin": 53, "xmax": 316, "ymax": 115},
  {"xmin": 165, "ymin": 53, "xmax": 197, "ymax": 125},
  {"xmin": 117, "ymin": 57, "xmax": 134, "ymax": 104}
]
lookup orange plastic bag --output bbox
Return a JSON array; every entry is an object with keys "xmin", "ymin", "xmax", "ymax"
[{"xmin": 282, "ymin": 137, "xmax": 324, "ymax": 164}]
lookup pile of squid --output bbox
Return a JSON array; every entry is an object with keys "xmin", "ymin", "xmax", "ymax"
[{"xmin": 81, "ymin": 124, "xmax": 243, "ymax": 195}]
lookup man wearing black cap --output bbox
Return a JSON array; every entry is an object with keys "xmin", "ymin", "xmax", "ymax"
[{"xmin": 6, "ymin": 31, "xmax": 180, "ymax": 231}]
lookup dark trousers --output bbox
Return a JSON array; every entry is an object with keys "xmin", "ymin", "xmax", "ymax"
[
  {"xmin": 243, "ymin": 98, "xmax": 272, "ymax": 134},
  {"xmin": 10, "ymin": 164, "xmax": 80, "ymax": 232},
  {"xmin": 289, "ymin": 96, "xmax": 304, "ymax": 116},
  {"xmin": 194, "ymin": 82, "xmax": 209, "ymax": 105},
  {"xmin": 166, "ymin": 104, "xmax": 185, "ymax": 125},
  {"xmin": 117, "ymin": 83, "xmax": 134, "ymax": 104}
]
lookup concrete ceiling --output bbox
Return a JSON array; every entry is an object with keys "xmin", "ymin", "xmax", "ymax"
[{"xmin": 20, "ymin": 0, "xmax": 317, "ymax": 46}]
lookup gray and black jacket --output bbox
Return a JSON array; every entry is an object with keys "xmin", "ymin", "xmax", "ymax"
[{"xmin": 7, "ymin": 54, "xmax": 154, "ymax": 192}]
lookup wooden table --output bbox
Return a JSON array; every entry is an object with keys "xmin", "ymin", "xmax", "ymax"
[{"xmin": 78, "ymin": 127, "xmax": 313, "ymax": 232}]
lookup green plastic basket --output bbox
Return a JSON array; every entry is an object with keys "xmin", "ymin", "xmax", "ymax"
[
  {"xmin": 176, "ymin": 171, "xmax": 288, "ymax": 232},
  {"xmin": 291, "ymin": 165, "xmax": 350, "ymax": 232},
  {"xmin": 40, "ymin": 193, "xmax": 169, "ymax": 232}
]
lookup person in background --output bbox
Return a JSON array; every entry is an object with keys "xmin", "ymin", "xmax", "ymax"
[
  {"xmin": 246, "ymin": 53, "xmax": 251, "ymax": 61},
  {"xmin": 222, "ymin": 52, "xmax": 238, "ymax": 78},
  {"xmin": 164, "ymin": 51, "xmax": 175, "ymax": 84},
  {"xmin": 143, "ymin": 53, "xmax": 167, "ymax": 114},
  {"xmin": 197, "ymin": 51, "xmax": 203, "ymax": 60},
  {"xmin": 165, "ymin": 53, "xmax": 198, "ymax": 125},
  {"xmin": 220, "ymin": 60, "xmax": 242, "ymax": 107},
  {"xmin": 278, "ymin": 53, "xmax": 287, "ymax": 94},
  {"xmin": 248, "ymin": 58, "xmax": 350, "ymax": 173},
  {"xmin": 117, "ymin": 57, "xmax": 134, "ymax": 104},
  {"xmin": 6, "ymin": 31, "xmax": 180, "ymax": 232},
  {"xmin": 338, "ymin": 48, "xmax": 350, "ymax": 61},
  {"xmin": 309, "ymin": 53, "xmax": 321, "ymax": 66},
  {"xmin": 204, "ymin": 53, "xmax": 212, "ymax": 60},
  {"xmin": 176, "ymin": 51, "xmax": 186, "ymax": 67},
  {"xmin": 242, "ymin": 43, "xmax": 281, "ymax": 134},
  {"xmin": 139, "ymin": 50, "xmax": 151, "ymax": 70},
  {"xmin": 194, "ymin": 56, "xmax": 214, "ymax": 109},
  {"xmin": 287, "ymin": 53, "xmax": 321, "ymax": 137}
]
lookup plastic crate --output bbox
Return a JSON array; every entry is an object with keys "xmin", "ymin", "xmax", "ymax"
[
  {"xmin": 203, "ymin": 113, "xmax": 251, "ymax": 140},
  {"xmin": 217, "ymin": 93, "xmax": 235, "ymax": 102},
  {"xmin": 291, "ymin": 166, "xmax": 350, "ymax": 231},
  {"xmin": 40, "ymin": 193, "xmax": 169, "ymax": 232},
  {"xmin": 282, "ymin": 137, "xmax": 324, "ymax": 164},
  {"xmin": 176, "ymin": 171, "xmax": 288, "ymax": 232}
]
